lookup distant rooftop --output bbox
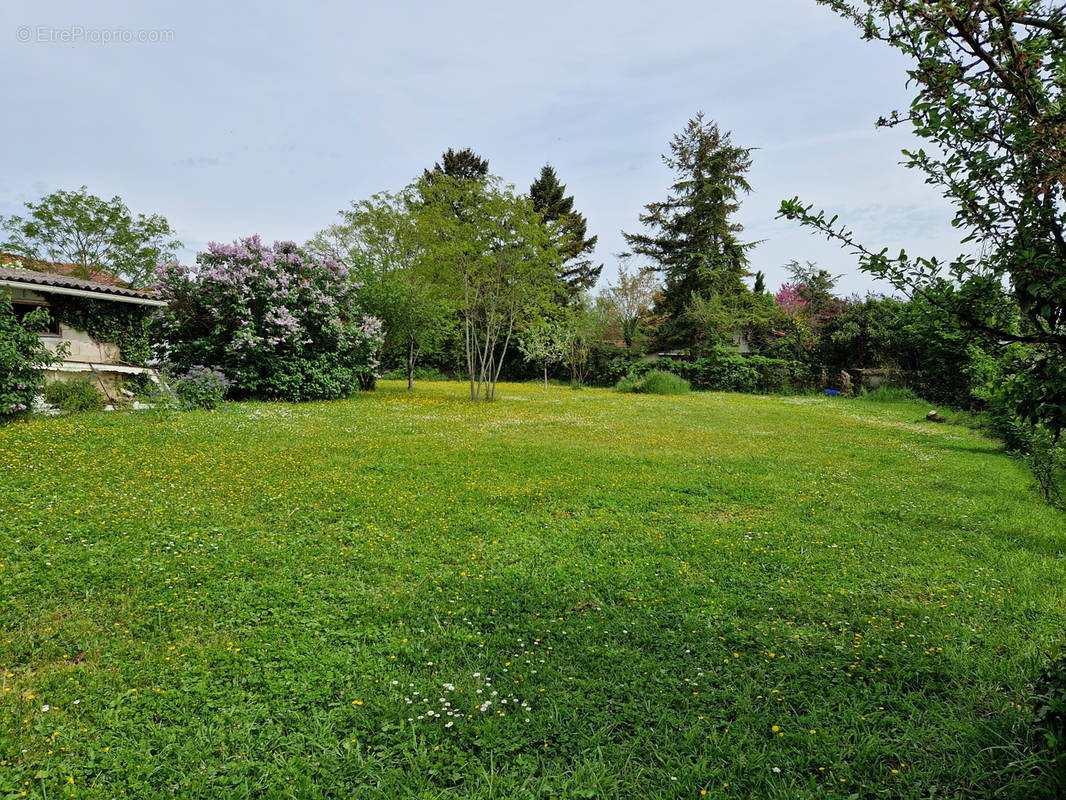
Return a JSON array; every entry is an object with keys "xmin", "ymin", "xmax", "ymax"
[{"xmin": 0, "ymin": 253, "xmax": 130, "ymax": 286}]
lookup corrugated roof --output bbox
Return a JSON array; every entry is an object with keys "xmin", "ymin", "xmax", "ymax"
[{"xmin": 0, "ymin": 266, "xmax": 161, "ymax": 302}]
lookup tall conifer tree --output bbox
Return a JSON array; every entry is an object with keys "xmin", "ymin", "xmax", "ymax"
[
  {"xmin": 529, "ymin": 164, "xmax": 601, "ymax": 302},
  {"xmin": 623, "ymin": 114, "xmax": 754, "ymax": 347},
  {"xmin": 423, "ymin": 148, "xmax": 489, "ymax": 184}
]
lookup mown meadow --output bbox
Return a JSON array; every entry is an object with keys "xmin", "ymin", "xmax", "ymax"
[{"xmin": 1, "ymin": 381, "xmax": 1064, "ymax": 799}]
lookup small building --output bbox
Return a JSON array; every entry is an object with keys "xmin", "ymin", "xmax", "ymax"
[{"xmin": 0, "ymin": 263, "xmax": 165, "ymax": 398}]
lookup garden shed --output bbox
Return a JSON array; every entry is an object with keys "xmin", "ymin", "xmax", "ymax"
[{"xmin": 0, "ymin": 262, "xmax": 164, "ymax": 395}]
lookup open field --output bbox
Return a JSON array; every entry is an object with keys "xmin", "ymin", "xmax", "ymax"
[{"xmin": 1, "ymin": 381, "xmax": 1064, "ymax": 798}]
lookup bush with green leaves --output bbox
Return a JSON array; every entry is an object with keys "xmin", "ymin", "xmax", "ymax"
[
  {"xmin": 43, "ymin": 380, "xmax": 104, "ymax": 413},
  {"xmin": 172, "ymin": 365, "xmax": 230, "ymax": 410},
  {"xmin": 589, "ymin": 349, "xmax": 807, "ymax": 394},
  {"xmin": 1, "ymin": 293, "xmax": 60, "ymax": 420},
  {"xmin": 816, "ymin": 291, "xmax": 978, "ymax": 407},
  {"xmin": 642, "ymin": 370, "xmax": 690, "ymax": 395},
  {"xmin": 155, "ymin": 236, "xmax": 383, "ymax": 402},
  {"xmin": 613, "ymin": 373, "xmax": 646, "ymax": 393},
  {"xmin": 615, "ymin": 370, "xmax": 690, "ymax": 395}
]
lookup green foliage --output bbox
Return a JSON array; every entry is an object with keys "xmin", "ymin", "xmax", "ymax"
[
  {"xmin": 976, "ymin": 358, "xmax": 1066, "ymax": 504},
  {"xmin": 624, "ymin": 113, "xmax": 755, "ymax": 348},
  {"xmin": 422, "ymin": 147, "xmax": 489, "ymax": 183},
  {"xmin": 643, "ymin": 370, "xmax": 690, "ymax": 395},
  {"xmin": 615, "ymin": 369, "xmax": 690, "ymax": 394},
  {"xmin": 613, "ymin": 372, "xmax": 645, "ymax": 393},
  {"xmin": 0, "ymin": 292, "xmax": 60, "ymax": 420},
  {"xmin": 0, "ymin": 186, "xmax": 181, "ymax": 287},
  {"xmin": 1032, "ymin": 651, "xmax": 1066, "ymax": 787},
  {"xmin": 378, "ymin": 364, "xmax": 450, "ymax": 382},
  {"xmin": 595, "ymin": 351, "xmax": 807, "ymax": 394},
  {"xmin": 156, "ymin": 237, "xmax": 382, "ymax": 403},
  {"xmin": 598, "ymin": 261, "xmax": 661, "ymax": 354},
  {"xmin": 752, "ymin": 270, "xmax": 765, "ymax": 295},
  {"xmin": 529, "ymin": 164, "xmax": 601, "ymax": 301},
  {"xmin": 310, "ymin": 189, "xmax": 454, "ymax": 389},
  {"xmin": 517, "ymin": 318, "xmax": 571, "ymax": 387},
  {"xmin": 415, "ymin": 173, "xmax": 560, "ymax": 401},
  {"xmin": 172, "ymin": 365, "xmax": 231, "ymax": 410},
  {"xmin": 782, "ymin": 2, "xmax": 1066, "ymax": 435},
  {"xmin": 45, "ymin": 293, "xmax": 154, "ymax": 366},
  {"xmin": 1001, "ymin": 347, "xmax": 1066, "ymax": 441},
  {"xmin": 683, "ymin": 291, "xmax": 744, "ymax": 355},
  {"xmin": 42, "ymin": 379, "xmax": 104, "ymax": 413},
  {"xmin": 557, "ymin": 299, "xmax": 612, "ymax": 385},
  {"xmin": 784, "ymin": 259, "xmax": 841, "ymax": 323}
]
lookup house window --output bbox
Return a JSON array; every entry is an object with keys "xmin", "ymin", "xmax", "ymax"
[{"xmin": 12, "ymin": 301, "xmax": 61, "ymax": 336}]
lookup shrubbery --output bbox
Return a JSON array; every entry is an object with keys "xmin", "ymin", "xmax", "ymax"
[
  {"xmin": 1, "ymin": 293, "xmax": 59, "ymax": 420},
  {"xmin": 43, "ymin": 380, "xmax": 104, "ymax": 413},
  {"xmin": 615, "ymin": 370, "xmax": 690, "ymax": 395},
  {"xmin": 172, "ymin": 365, "xmax": 230, "ymax": 410},
  {"xmin": 155, "ymin": 236, "xmax": 383, "ymax": 402},
  {"xmin": 592, "ymin": 349, "xmax": 807, "ymax": 394}
]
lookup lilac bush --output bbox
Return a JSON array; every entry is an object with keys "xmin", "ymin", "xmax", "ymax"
[
  {"xmin": 155, "ymin": 236, "xmax": 382, "ymax": 401},
  {"xmin": 172, "ymin": 365, "xmax": 231, "ymax": 410}
]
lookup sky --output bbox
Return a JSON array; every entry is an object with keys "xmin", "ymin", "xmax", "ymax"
[{"xmin": 2, "ymin": 0, "xmax": 971, "ymax": 297}]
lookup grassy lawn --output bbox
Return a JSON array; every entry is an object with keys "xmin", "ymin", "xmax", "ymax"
[{"xmin": 1, "ymin": 381, "xmax": 1064, "ymax": 798}]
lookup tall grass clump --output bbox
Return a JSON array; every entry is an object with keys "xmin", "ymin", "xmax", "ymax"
[{"xmin": 615, "ymin": 369, "xmax": 690, "ymax": 395}]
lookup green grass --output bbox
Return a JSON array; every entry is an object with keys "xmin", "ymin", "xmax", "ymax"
[{"xmin": 1, "ymin": 381, "xmax": 1064, "ymax": 799}]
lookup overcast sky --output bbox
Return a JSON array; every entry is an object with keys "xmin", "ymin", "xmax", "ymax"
[{"xmin": 2, "ymin": 0, "xmax": 969, "ymax": 297}]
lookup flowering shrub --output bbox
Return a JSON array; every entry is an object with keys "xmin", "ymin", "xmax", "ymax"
[
  {"xmin": 172, "ymin": 365, "xmax": 230, "ymax": 410},
  {"xmin": 774, "ymin": 282, "xmax": 807, "ymax": 315},
  {"xmin": 155, "ymin": 236, "xmax": 383, "ymax": 401},
  {"xmin": 1, "ymin": 293, "xmax": 60, "ymax": 420}
]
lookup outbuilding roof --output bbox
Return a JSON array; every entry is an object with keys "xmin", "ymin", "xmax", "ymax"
[{"xmin": 0, "ymin": 266, "xmax": 165, "ymax": 306}]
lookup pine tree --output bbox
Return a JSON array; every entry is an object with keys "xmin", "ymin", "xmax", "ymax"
[
  {"xmin": 423, "ymin": 148, "xmax": 489, "ymax": 184},
  {"xmin": 623, "ymin": 113, "xmax": 755, "ymax": 347},
  {"xmin": 529, "ymin": 164, "xmax": 601, "ymax": 301}
]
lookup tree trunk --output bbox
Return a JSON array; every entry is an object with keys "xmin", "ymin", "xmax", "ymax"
[{"xmin": 543, "ymin": 364, "xmax": 548, "ymax": 388}]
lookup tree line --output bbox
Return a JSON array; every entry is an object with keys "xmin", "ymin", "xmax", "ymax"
[{"xmin": 2, "ymin": 1, "xmax": 1064, "ymax": 451}]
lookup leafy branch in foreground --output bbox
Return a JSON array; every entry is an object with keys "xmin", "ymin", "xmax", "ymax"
[{"xmin": 781, "ymin": 0, "xmax": 1066, "ymax": 433}]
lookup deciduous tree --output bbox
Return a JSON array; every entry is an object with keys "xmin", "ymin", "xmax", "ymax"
[
  {"xmin": 310, "ymin": 190, "xmax": 452, "ymax": 389},
  {"xmin": 780, "ymin": 1, "xmax": 1066, "ymax": 433},
  {"xmin": 1, "ymin": 187, "xmax": 180, "ymax": 288},
  {"xmin": 599, "ymin": 259, "xmax": 662, "ymax": 353},
  {"xmin": 416, "ymin": 174, "xmax": 559, "ymax": 401},
  {"xmin": 517, "ymin": 317, "xmax": 571, "ymax": 388},
  {"xmin": 156, "ymin": 236, "xmax": 382, "ymax": 401}
]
